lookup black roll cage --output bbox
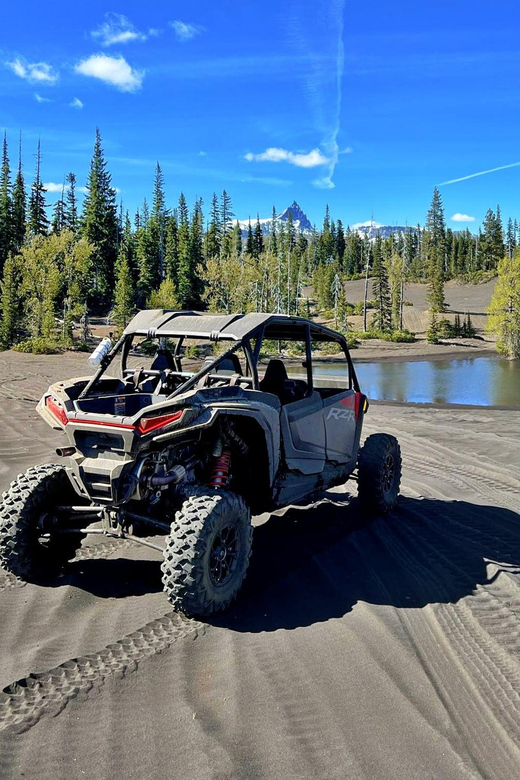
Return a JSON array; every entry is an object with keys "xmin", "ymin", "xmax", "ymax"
[{"xmin": 78, "ymin": 319, "xmax": 360, "ymax": 400}]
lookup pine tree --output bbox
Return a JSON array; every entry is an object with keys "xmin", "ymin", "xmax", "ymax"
[
  {"xmin": 335, "ymin": 219, "xmax": 346, "ymax": 268},
  {"xmin": 136, "ymin": 213, "xmax": 155, "ymax": 307},
  {"xmin": 0, "ymin": 253, "xmax": 20, "ymax": 347},
  {"xmin": 149, "ymin": 162, "xmax": 167, "ymax": 281},
  {"xmin": 164, "ymin": 214, "xmax": 179, "ymax": 283},
  {"xmin": 28, "ymin": 140, "xmax": 48, "ymax": 237},
  {"xmin": 371, "ymin": 235, "xmax": 392, "ymax": 331},
  {"xmin": 81, "ymin": 128, "xmax": 118, "ymax": 307},
  {"xmin": 190, "ymin": 198, "xmax": 204, "ymax": 305},
  {"xmin": 253, "ymin": 216, "xmax": 264, "ymax": 260},
  {"xmin": 176, "ymin": 194, "xmax": 194, "ymax": 308},
  {"xmin": 0, "ymin": 133, "xmax": 13, "ymax": 274},
  {"xmin": 51, "ymin": 185, "xmax": 65, "ymax": 233},
  {"xmin": 244, "ymin": 220, "xmax": 253, "ymax": 256},
  {"xmin": 480, "ymin": 207, "xmax": 505, "ymax": 271},
  {"xmin": 205, "ymin": 193, "xmax": 220, "ymax": 259},
  {"xmin": 454, "ymin": 313, "xmax": 462, "ymax": 336},
  {"xmin": 424, "ymin": 187, "xmax": 447, "ymax": 312},
  {"xmin": 506, "ymin": 217, "xmax": 516, "ymax": 259},
  {"xmin": 220, "ymin": 189, "xmax": 233, "ymax": 258},
  {"xmin": 12, "ymin": 135, "xmax": 26, "ymax": 252},
  {"xmin": 63, "ymin": 172, "xmax": 78, "ymax": 232},
  {"xmin": 231, "ymin": 220, "xmax": 242, "ymax": 261}
]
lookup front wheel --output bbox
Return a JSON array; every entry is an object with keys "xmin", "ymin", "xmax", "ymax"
[
  {"xmin": 357, "ymin": 433, "xmax": 401, "ymax": 514},
  {"xmin": 161, "ymin": 489, "xmax": 253, "ymax": 617},
  {"xmin": 0, "ymin": 464, "xmax": 86, "ymax": 580}
]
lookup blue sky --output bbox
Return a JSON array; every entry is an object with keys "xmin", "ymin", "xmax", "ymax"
[{"xmin": 1, "ymin": 1, "xmax": 519, "ymax": 231}]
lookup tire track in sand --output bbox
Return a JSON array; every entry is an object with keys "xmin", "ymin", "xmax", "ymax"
[{"xmin": 0, "ymin": 612, "xmax": 205, "ymax": 734}]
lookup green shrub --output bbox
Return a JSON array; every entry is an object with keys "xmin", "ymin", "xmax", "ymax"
[
  {"xmin": 437, "ymin": 318, "xmax": 453, "ymax": 338},
  {"xmin": 343, "ymin": 332, "xmax": 359, "ymax": 348},
  {"xmin": 12, "ymin": 338, "xmax": 62, "ymax": 354},
  {"xmin": 387, "ymin": 330, "xmax": 415, "ymax": 343}
]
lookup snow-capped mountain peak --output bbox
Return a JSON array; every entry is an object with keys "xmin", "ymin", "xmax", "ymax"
[
  {"xmin": 236, "ymin": 202, "xmax": 313, "ymax": 236},
  {"xmin": 277, "ymin": 201, "xmax": 313, "ymax": 232}
]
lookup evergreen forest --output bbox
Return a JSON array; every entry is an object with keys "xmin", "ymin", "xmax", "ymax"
[{"xmin": 0, "ymin": 129, "xmax": 519, "ymax": 356}]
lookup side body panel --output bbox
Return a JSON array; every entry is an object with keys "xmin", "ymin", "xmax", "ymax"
[{"xmin": 280, "ymin": 391, "xmax": 326, "ymax": 475}]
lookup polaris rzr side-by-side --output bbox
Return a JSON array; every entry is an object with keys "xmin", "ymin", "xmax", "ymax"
[{"xmin": 0, "ymin": 311, "xmax": 401, "ymax": 616}]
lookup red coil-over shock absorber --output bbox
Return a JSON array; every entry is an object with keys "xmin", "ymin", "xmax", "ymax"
[{"xmin": 209, "ymin": 449, "xmax": 231, "ymax": 489}]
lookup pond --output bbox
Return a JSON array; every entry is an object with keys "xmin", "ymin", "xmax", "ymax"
[{"xmin": 309, "ymin": 355, "xmax": 520, "ymax": 407}]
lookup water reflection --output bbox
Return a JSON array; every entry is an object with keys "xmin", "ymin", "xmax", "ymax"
[{"xmin": 306, "ymin": 356, "xmax": 520, "ymax": 408}]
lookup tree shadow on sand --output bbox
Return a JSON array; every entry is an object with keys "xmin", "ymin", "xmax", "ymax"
[{"xmin": 210, "ymin": 493, "xmax": 520, "ymax": 632}]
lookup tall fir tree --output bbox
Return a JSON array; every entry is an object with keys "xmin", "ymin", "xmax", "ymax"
[
  {"xmin": 136, "ymin": 199, "xmax": 156, "ymax": 307},
  {"xmin": 245, "ymin": 220, "xmax": 254, "ymax": 256},
  {"xmin": 189, "ymin": 198, "xmax": 204, "ymax": 305},
  {"xmin": 220, "ymin": 189, "xmax": 234, "ymax": 258},
  {"xmin": 253, "ymin": 216, "xmax": 264, "ymax": 260},
  {"xmin": 149, "ymin": 162, "xmax": 167, "ymax": 281},
  {"xmin": 506, "ymin": 217, "xmax": 516, "ymax": 259},
  {"xmin": 424, "ymin": 187, "xmax": 447, "ymax": 312},
  {"xmin": 51, "ymin": 185, "xmax": 65, "ymax": 233},
  {"xmin": 164, "ymin": 214, "xmax": 179, "ymax": 283},
  {"xmin": 0, "ymin": 133, "xmax": 13, "ymax": 274},
  {"xmin": 28, "ymin": 139, "xmax": 49, "ymax": 237},
  {"xmin": 371, "ymin": 235, "xmax": 392, "ymax": 331},
  {"xmin": 176, "ymin": 193, "xmax": 196, "ymax": 308},
  {"xmin": 12, "ymin": 135, "xmax": 26, "ymax": 252},
  {"xmin": 480, "ymin": 207, "xmax": 505, "ymax": 271},
  {"xmin": 205, "ymin": 193, "xmax": 221, "ymax": 259},
  {"xmin": 63, "ymin": 172, "xmax": 78, "ymax": 232},
  {"xmin": 81, "ymin": 128, "xmax": 118, "ymax": 307},
  {"xmin": 231, "ymin": 220, "xmax": 242, "ymax": 261}
]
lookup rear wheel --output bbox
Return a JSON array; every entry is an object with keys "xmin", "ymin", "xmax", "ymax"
[
  {"xmin": 161, "ymin": 488, "xmax": 253, "ymax": 617},
  {"xmin": 357, "ymin": 433, "xmax": 401, "ymax": 514},
  {"xmin": 0, "ymin": 464, "xmax": 86, "ymax": 580}
]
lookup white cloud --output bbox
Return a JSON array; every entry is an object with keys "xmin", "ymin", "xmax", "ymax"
[
  {"xmin": 69, "ymin": 97, "xmax": 83, "ymax": 109},
  {"xmin": 198, "ymin": 151, "xmax": 207, "ymax": 156},
  {"xmin": 34, "ymin": 92, "xmax": 52, "ymax": 103},
  {"xmin": 6, "ymin": 57, "xmax": 58, "ymax": 84},
  {"xmin": 244, "ymin": 147, "xmax": 330, "ymax": 168},
  {"xmin": 74, "ymin": 54, "xmax": 144, "ymax": 92},
  {"xmin": 91, "ymin": 13, "xmax": 148, "ymax": 46},
  {"xmin": 169, "ymin": 20, "xmax": 205, "ymax": 41},
  {"xmin": 339, "ymin": 146, "xmax": 353, "ymax": 155},
  {"xmin": 450, "ymin": 213, "xmax": 476, "ymax": 223},
  {"xmin": 43, "ymin": 182, "xmax": 67, "ymax": 193}
]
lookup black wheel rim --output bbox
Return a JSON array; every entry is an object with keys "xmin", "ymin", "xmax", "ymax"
[
  {"xmin": 209, "ymin": 524, "xmax": 239, "ymax": 586},
  {"xmin": 382, "ymin": 454, "xmax": 395, "ymax": 493}
]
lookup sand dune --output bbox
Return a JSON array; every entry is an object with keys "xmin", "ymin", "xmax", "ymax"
[{"xmin": 1, "ymin": 354, "xmax": 520, "ymax": 779}]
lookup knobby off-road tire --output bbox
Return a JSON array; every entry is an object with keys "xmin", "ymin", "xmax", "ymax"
[
  {"xmin": 357, "ymin": 433, "xmax": 402, "ymax": 514},
  {"xmin": 161, "ymin": 489, "xmax": 253, "ymax": 617},
  {"xmin": 0, "ymin": 464, "xmax": 85, "ymax": 580}
]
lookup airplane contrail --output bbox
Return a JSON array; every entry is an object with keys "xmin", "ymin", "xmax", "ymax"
[{"xmin": 439, "ymin": 161, "xmax": 520, "ymax": 186}]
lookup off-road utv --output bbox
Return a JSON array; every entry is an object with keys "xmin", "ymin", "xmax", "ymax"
[{"xmin": 0, "ymin": 311, "xmax": 401, "ymax": 616}]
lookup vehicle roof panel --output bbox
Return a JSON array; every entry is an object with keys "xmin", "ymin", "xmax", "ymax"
[{"xmin": 123, "ymin": 310, "xmax": 339, "ymax": 341}]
